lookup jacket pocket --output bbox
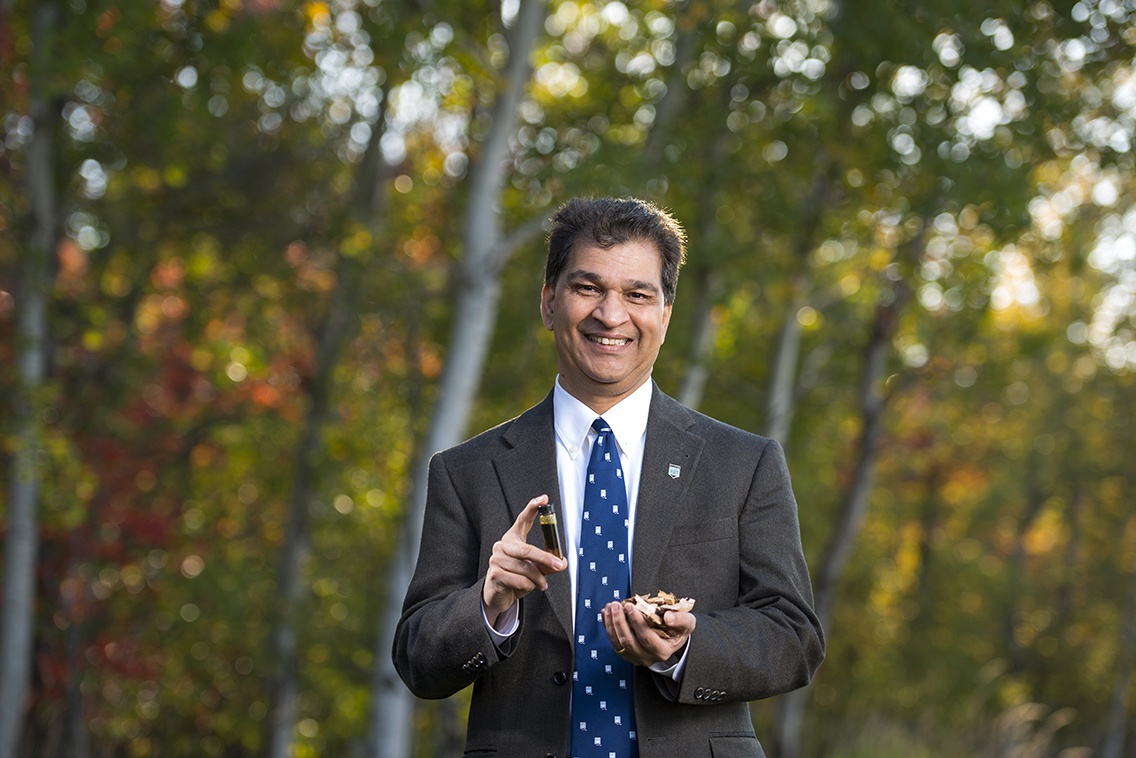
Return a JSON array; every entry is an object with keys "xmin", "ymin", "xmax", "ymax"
[
  {"xmin": 709, "ymin": 733, "xmax": 765, "ymax": 758},
  {"xmin": 668, "ymin": 517, "xmax": 735, "ymax": 547}
]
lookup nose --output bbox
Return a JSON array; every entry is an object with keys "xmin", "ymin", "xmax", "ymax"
[{"xmin": 592, "ymin": 292, "xmax": 628, "ymax": 327}]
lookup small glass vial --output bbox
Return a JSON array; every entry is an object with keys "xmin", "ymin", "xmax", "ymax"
[{"xmin": 538, "ymin": 502, "xmax": 564, "ymax": 560}]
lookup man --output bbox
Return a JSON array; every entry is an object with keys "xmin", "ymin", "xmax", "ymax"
[{"xmin": 394, "ymin": 197, "xmax": 824, "ymax": 758}]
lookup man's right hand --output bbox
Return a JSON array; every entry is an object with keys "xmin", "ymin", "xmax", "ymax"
[{"xmin": 483, "ymin": 494, "xmax": 567, "ymax": 627}]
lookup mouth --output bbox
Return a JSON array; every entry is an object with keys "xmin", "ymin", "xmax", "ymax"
[{"xmin": 588, "ymin": 335, "xmax": 630, "ymax": 346}]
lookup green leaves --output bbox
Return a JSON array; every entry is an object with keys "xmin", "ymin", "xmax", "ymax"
[{"xmin": 3, "ymin": 1, "xmax": 1136, "ymax": 755}]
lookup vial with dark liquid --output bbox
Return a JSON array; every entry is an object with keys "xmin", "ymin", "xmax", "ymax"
[{"xmin": 538, "ymin": 502, "xmax": 564, "ymax": 560}]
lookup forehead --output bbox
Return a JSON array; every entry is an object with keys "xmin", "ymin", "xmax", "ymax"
[{"xmin": 562, "ymin": 238, "xmax": 664, "ymax": 286}]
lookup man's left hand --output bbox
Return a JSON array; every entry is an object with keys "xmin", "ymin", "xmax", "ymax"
[{"xmin": 602, "ymin": 601, "xmax": 695, "ymax": 667}]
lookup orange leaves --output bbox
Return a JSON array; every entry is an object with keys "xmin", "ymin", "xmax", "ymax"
[
  {"xmin": 286, "ymin": 241, "xmax": 339, "ymax": 291},
  {"xmin": 940, "ymin": 466, "xmax": 990, "ymax": 506},
  {"xmin": 95, "ymin": 8, "xmax": 123, "ymax": 53},
  {"xmin": 251, "ymin": 382, "xmax": 282, "ymax": 407},
  {"xmin": 1021, "ymin": 507, "xmax": 1069, "ymax": 557},
  {"xmin": 398, "ymin": 229, "xmax": 443, "ymax": 269},
  {"xmin": 191, "ymin": 443, "xmax": 216, "ymax": 468},
  {"xmin": 95, "ymin": 8, "xmax": 121, "ymax": 38},
  {"xmin": 151, "ymin": 256, "xmax": 186, "ymax": 290},
  {"xmin": 57, "ymin": 237, "xmax": 90, "ymax": 297},
  {"xmin": 417, "ymin": 342, "xmax": 442, "ymax": 380},
  {"xmin": 303, "ymin": 1, "xmax": 330, "ymax": 27},
  {"xmin": 297, "ymin": 265, "xmax": 338, "ymax": 292},
  {"xmin": 284, "ymin": 240, "xmax": 309, "ymax": 266}
]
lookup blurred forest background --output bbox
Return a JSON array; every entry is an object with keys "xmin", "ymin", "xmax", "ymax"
[{"xmin": 2, "ymin": 0, "xmax": 1136, "ymax": 756}]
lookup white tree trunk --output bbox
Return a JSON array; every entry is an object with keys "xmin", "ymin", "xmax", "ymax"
[
  {"xmin": 771, "ymin": 229, "xmax": 920, "ymax": 758},
  {"xmin": 763, "ymin": 273, "xmax": 807, "ymax": 446},
  {"xmin": 0, "ymin": 5, "xmax": 58, "ymax": 756},
  {"xmin": 366, "ymin": 3, "xmax": 547, "ymax": 757},
  {"xmin": 1101, "ymin": 570, "xmax": 1136, "ymax": 758},
  {"xmin": 263, "ymin": 93, "xmax": 393, "ymax": 758},
  {"xmin": 770, "ymin": 299, "xmax": 894, "ymax": 758},
  {"xmin": 677, "ymin": 267, "xmax": 721, "ymax": 411},
  {"xmin": 762, "ymin": 169, "xmax": 833, "ymax": 447},
  {"xmin": 265, "ymin": 277, "xmax": 361, "ymax": 758},
  {"xmin": 643, "ymin": 17, "xmax": 699, "ymax": 162}
]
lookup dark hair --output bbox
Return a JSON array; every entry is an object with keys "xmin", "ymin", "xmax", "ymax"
[{"xmin": 545, "ymin": 197, "xmax": 687, "ymax": 304}]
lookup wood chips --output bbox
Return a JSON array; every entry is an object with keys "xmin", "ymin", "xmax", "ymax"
[{"xmin": 625, "ymin": 591, "xmax": 696, "ymax": 639}]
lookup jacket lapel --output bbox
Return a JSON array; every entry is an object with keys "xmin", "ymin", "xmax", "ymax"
[
  {"xmin": 493, "ymin": 391, "xmax": 573, "ymax": 638},
  {"xmin": 632, "ymin": 386, "xmax": 704, "ymax": 594}
]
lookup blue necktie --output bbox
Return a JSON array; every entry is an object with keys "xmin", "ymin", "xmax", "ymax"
[{"xmin": 570, "ymin": 418, "xmax": 637, "ymax": 758}]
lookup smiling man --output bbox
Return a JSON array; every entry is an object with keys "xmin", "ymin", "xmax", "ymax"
[{"xmin": 394, "ymin": 197, "xmax": 824, "ymax": 758}]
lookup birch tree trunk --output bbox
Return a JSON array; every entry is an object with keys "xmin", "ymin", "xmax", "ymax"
[
  {"xmin": 264, "ymin": 259, "xmax": 360, "ymax": 758},
  {"xmin": 664, "ymin": 62, "xmax": 736, "ymax": 412},
  {"xmin": 61, "ymin": 531, "xmax": 91, "ymax": 758},
  {"xmin": 1100, "ymin": 554, "xmax": 1136, "ymax": 758},
  {"xmin": 676, "ymin": 265, "xmax": 721, "ymax": 411},
  {"xmin": 0, "ymin": 5, "xmax": 59, "ymax": 756},
  {"xmin": 762, "ymin": 169, "xmax": 834, "ymax": 447},
  {"xmin": 264, "ymin": 95, "xmax": 391, "ymax": 758},
  {"xmin": 366, "ymin": 3, "xmax": 547, "ymax": 756},
  {"xmin": 1001, "ymin": 469, "xmax": 1048, "ymax": 677},
  {"xmin": 763, "ymin": 272, "xmax": 807, "ymax": 446},
  {"xmin": 772, "ymin": 230, "xmax": 921, "ymax": 758},
  {"xmin": 643, "ymin": 6, "xmax": 701, "ymax": 163},
  {"xmin": 676, "ymin": 130, "xmax": 729, "ymax": 412}
]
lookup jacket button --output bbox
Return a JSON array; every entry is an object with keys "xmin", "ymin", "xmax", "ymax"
[{"xmin": 552, "ymin": 671, "xmax": 567, "ymax": 685}]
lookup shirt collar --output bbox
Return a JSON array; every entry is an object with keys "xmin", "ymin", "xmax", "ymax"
[{"xmin": 553, "ymin": 377, "xmax": 653, "ymax": 460}]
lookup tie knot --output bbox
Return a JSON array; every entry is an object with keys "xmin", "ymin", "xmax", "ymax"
[{"xmin": 592, "ymin": 417, "xmax": 611, "ymax": 436}]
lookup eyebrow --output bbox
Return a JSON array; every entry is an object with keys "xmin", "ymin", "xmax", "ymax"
[{"xmin": 565, "ymin": 269, "xmax": 661, "ymax": 294}]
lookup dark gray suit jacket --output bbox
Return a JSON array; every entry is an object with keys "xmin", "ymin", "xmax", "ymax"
[{"xmin": 394, "ymin": 385, "xmax": 824, "ymax": 758}]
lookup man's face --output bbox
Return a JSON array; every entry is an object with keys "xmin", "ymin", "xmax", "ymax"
[{"xmin": 541, "ymin": 239, "xmax": 672, "ymax": 413}]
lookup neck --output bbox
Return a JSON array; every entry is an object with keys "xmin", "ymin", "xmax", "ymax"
[{"xmin": 558, "ymin": 376, "xmax": 652, "ymax": 416}]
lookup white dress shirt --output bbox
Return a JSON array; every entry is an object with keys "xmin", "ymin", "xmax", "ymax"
[{"xmin": 484, "ymin": 377, "xmax": 687, "ymax": 681}]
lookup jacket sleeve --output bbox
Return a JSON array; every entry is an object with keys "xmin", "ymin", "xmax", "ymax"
[
  {"xmin": 669, "ymin": 439, "xmax": 825, "ymax": 704},
  {"xmin": 392, "ymin": 452, "xmax": 517, "ymax": 699}
]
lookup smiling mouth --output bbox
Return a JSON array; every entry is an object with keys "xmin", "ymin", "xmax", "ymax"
[{"xmin": 589, "ymin": 336, "xmax": 630, "ymax": 346}]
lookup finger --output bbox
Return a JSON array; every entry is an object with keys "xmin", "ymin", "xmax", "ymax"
[
  {"xmin": 620, "ymin": 603, "xmax": 681, "ymax": 662},
  {"xmin": 620, "ymin": 602, "xmax": 656, "ymax": 645},
  {"xmin": 507, "ymin": 495, "xmax": 548, "ymax": 539},
  {"xmin": 489, "ymin": 554, "xmax": 551, "ymax": 591},
  {"xmin": 486, "ymin": 571, "xmax": 539, "ymax": 599},
  {"xmin": 496, "ymin": 535, "xmax": 565, "ymax": 574},
  {"xmin": 599, "ymin": 604, "xmax": 627, "ymax": 654},
  {"xmin": 604, "ymin": 603, "xmax": 639, "ymax": 657},
  {"xmin": 602, "ymin": 606, "xmax": 624, "ymax": 654},
  {"xmin": 661, "ymin": 610, "xmax": 697, "ymax": 636}
]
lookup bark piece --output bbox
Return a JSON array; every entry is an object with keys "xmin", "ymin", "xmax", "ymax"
[{"xmin": 626, "ymin": 592, "xmax": 695, "ymax": 639}]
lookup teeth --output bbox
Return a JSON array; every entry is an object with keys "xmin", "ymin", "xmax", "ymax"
[{"xmin": 591, "ymin": 336, "xmax": 628, "ymax": 346}]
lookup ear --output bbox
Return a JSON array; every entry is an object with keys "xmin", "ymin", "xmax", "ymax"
[
  {"xmin": 660, "ymin": 301, "xmax": 673, "ymax": 342},
  {"xmin": 540, "ymin": 283, "xmax": 555, "ymax": 331}
]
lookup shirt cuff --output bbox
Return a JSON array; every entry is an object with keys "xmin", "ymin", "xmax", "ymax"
[
  {"xmin": 483, "ymin": 601, "xmax": 520, "ymax": 649},
  {"xmin": 648, "ymin": 637, "xmax": 691, "ymax": 682}
]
